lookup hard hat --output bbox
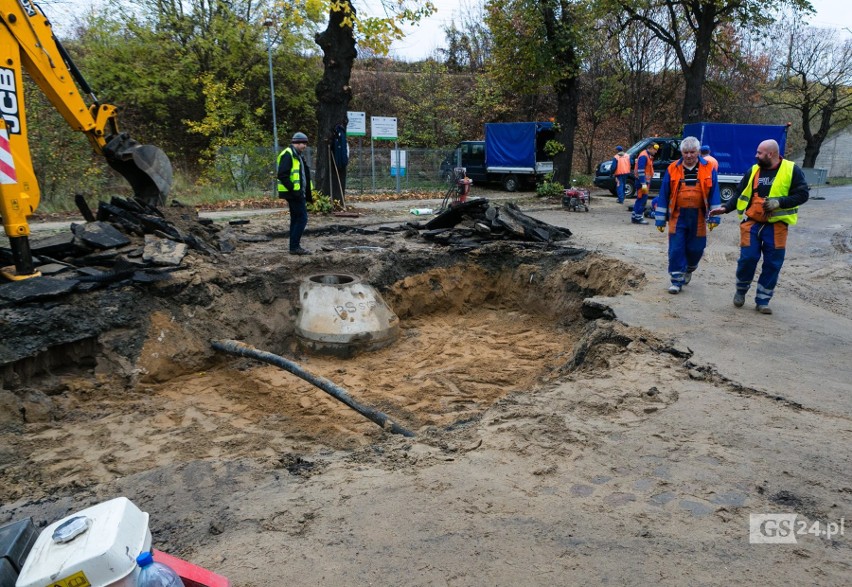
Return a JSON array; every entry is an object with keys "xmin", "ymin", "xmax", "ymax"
[
  {"xmin": 616, "ymin": 146, "xmax": 624, "ymax": 152},
  {"xmin": 700, "ymin": 144, "xmax": 710, "ymax": 152},
  {"xmin": 292, "ymin": 132, "xmax": 309, "ymax": 143}
]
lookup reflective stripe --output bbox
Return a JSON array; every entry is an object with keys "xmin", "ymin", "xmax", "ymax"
[
  {"xmin": 737, "ymin": 160, "xmax": 797, "ymax": 225},
  {"xmin": 770, "ymin": 207, "xmax": 797, "ymax": 218},
  {"xmin": 0, "ymin": 126, "xmax": 16, "ymax": 184}
]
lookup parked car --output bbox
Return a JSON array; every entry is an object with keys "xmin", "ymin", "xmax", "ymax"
[{"xmin": 593, "ymin": 137, "xmax": 680, "ymax": 200}]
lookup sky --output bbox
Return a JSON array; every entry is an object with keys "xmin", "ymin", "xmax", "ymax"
[
  {"xmin": 41, "ymin": 0, "xmax": 852, "ymax": 61},
  {"xmin": 388, "ymin": 0, "xmax": 852, "ymax": 60}
]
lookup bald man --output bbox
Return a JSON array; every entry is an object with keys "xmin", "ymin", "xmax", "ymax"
[{"xmin": 710, "ymin": 139, "xmax": 809, "ymax": 314}]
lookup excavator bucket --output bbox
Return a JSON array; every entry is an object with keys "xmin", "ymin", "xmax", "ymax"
[{"xmin": 104, "ymin": 133, "xmax": 173, "ymax": 207}]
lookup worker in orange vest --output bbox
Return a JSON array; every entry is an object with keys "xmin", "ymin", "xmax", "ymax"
[
  {"xmin": 654, "ymin": 136, "xmax": 720, "ymax": 294},
  {"xmin": 700, "ymin": 145, "xmax": 718, "ymax": 171},
  {"xmin": 632, "ymin": 142, "xmax": 659, "ymax": 224},
  {"xmin": 611, "ymin": 146, "xmax": 632, "ymax": 204}
]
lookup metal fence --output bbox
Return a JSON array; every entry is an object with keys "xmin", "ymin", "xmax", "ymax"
[
  {"xmin": 307, "ymin": 145, "xmax": 451, "ymax": 195},
  {"xmin": 801, "ymin": 167, "xmax": 828, "ymax": 187},
  {"xmin": 220, "ymin": 145, "xmax": 456, "ymax": 195}
]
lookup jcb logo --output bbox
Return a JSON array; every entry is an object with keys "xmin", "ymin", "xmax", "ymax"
[
  {"xmin": 0, "ymin": 68, "xmax": 21, "ymax": 134},
  {"xmin": 19, "ymin": 0, "xmax": 38, "ymax": 17}
]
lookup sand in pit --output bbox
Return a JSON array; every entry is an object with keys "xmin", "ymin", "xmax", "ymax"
[{"xmin": 1, "ymin": 259, "xmax": 602, "ymax": 503}]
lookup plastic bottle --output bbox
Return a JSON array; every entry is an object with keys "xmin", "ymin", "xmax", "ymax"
[
  {"xmin": 135, "ymin": 551, "xmax": 186, "ymax": 587},
  {"xmin": 409, "ymin": 208, "xmax": 434, "ymax": 215}
]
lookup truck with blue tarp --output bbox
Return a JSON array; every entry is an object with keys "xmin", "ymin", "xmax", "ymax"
[
  {"xmin": 594, "ymin": 122, "xmax": 789, "ymax": 203},
  {"xmin": 441, "ymin": 122, "xmax": 556, "ymax": 191}
]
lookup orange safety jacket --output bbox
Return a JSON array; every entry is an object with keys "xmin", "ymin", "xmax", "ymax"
[
  {"xmin": 662, "ymin": 161, "xmax": 716, "ymax": 235},
  {"xmin": 634, "ymin": 149, "xmax": 654, "ymax": 184},
  {"xmin": 614, "ymin": 153, "xmax": 631, "ymax": 175}
]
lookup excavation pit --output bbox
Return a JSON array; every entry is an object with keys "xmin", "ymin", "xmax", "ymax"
[{"xmin": 0, "ymin": 244, "xmax": 642, "ymax": 504}]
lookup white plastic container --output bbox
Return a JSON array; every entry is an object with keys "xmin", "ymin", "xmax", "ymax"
[{"xmin": 16, "ymin": 497, "xmax": 152, "ymax": 587}]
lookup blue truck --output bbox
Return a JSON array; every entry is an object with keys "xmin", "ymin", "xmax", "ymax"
[
  {"xmin": 593, "ymin": 122, "xmax": 789, "ymax": 203},
  {"xmin": 441, "ymin": 122, "xmax": 556, "ymax": 191}
]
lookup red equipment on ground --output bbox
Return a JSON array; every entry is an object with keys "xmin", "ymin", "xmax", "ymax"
[
  {"xmin": 562, "ymin": 185, "xmax": 590, "ymax": 212},
  {"xmin": 439, "ymin": 167, "xmax": 474, "ymax": 212}
]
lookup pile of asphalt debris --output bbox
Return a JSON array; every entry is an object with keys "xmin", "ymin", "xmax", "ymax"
[
  {"xmin": 405, "ymin": 198, "xmax": 572, "ymax": 248},
  {"xmin": 0, "ymin": 196, "xmax": 222, "ymax": 305}
]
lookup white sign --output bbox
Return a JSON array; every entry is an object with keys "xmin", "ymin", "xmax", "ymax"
[
  {"xmin": 347, "ymin": 111, "xmax": 366, "ymax": 136},
  {"xmin": 371, "ymin": 116, "xmax": 398, "ymax": 141},
  {"xmin": 390, "ymin": 149, "xmax": 407, "ymax": 168}
]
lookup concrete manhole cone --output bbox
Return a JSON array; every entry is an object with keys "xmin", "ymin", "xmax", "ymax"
[{"xmin": 295, "ymin": 273, "xmax": 400, "ymax": 357}]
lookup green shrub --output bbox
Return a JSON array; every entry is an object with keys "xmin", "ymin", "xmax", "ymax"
[
  {"xmin": 536, "ymin": 174, "xmax": 565, "ymax": 199},
  {"xmin": 308, "ymin": 191, "xmax": 333, "ymax": 214}
]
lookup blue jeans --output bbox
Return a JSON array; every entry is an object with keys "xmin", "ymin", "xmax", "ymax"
[
  {"xmin": 615, "ymin": 174, "xmax": 628, "ymax": 203},
  {"xmin": 285, "ymin": 195, "xmax": 308, "ymax": 251}
]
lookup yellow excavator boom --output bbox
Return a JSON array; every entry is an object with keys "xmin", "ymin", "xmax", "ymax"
[{"xmin": 0, "ymin": 0, "xmax": 172, "ymax": 278}]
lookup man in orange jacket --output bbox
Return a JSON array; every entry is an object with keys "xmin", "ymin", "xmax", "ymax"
[
  {"xmin": 654, "ymin": 136, "xmax": 720, "ymax": 294},
  {"xmin": 632, "ymin": 143, "xmax": 659, "ymax": 224},
  {"xmin": 700, "ymin": 145, "xmax": 718, "ymax": 171},
  {"xmin": 611, "ymin": 146, "xmax": 632, "ymax": 204}
]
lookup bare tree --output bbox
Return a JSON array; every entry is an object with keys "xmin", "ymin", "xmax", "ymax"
[
  {"xmin": 440, "ymin": 0, "xmax": 493, "ymax": 72},
  {"xmin": 611, "ymin": 0, "xmax": 813, "ymax": 124},
  {"xmin": 765, "ymin": 25, "xmax": 852, "ymax": 168}
]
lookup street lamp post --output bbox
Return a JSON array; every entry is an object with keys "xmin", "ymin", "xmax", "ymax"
[{"xmin": 263, "ymin": 20, "xmax": 279, "ymax": 158}]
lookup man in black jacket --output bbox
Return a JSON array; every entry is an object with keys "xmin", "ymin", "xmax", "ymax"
[{"xmin": 277, "ymin": 132, "xmax": 313, "ymax": 255}]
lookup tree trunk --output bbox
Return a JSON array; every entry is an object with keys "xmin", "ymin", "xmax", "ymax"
[
  {"xmin": 802, "ymin": 144, "xmax": 820, "ymax": 168},
  {"xmin": 315, "ymin": 3, "xmax": 357, "ymax": 205},
  {"xmin": 680, "ymin": 18, "xmax": 713, "ymax": 124},
  {"xmin": 553, "ymin": 76, "xmax": 579, "ymax": 185},
  {"xmin": 681, "ymin": 68, "xmax": 704, "ymax": 123}
]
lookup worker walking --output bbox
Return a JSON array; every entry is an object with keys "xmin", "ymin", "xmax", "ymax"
[
  {"xmin": 709, "ymin": 139, "xmax": 809, "ymax": 314},
  {"xmin": 700, "ymin": 145, "xmax": 718, "ymax": 171},
  {"xmin": 277, "ymin": 132, "xmax": 314, "ymax": 255},
  {"xmin": 654, "ymin": 137, "xmax": 720, "ymax": 294},
  {"xmin": 611, "ymin": 146, "xmax": 632, "ymax": 204},
  {"xmin": 632, "ymin": 143, "xmax": 659, "ymax": 224}
]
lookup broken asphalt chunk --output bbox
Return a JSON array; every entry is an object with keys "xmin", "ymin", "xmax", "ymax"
[
  {"xmin": 0, "ymin": 276, "xmax": 78, "ymax": 303},
  {"xmin": 73, "ymin": 221, "xmax": 131, "ymax": 250},
  {"xmin": 143, "ymin": 234, "xmax": 188, "ymax": 266}
]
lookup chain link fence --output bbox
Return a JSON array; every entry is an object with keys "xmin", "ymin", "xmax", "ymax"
[{"xmin": 225, "ymin": 145, "xmax": 455, "ymax": 196}]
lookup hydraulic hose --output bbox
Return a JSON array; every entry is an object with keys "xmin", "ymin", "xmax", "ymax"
[{"xmin": 211, "ymin": 339, "xmax": 414, "ymax": 437}]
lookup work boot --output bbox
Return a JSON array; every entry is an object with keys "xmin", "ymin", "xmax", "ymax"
[
  {"xmin": 756, "ymin": 305, "xmax": 773, "ymax": 315},
  {"xmin": 668, "ymin": 285, "xmax": 681, "ymax": 294},
  {"xmin": 682, "ymin": 272, "xmax": 692, "ymax": 286},
  {"xmin": 289, "ymin": 248, "xmax": 312, "ymax": 256},
  {"xmin": 631, "ymin": 217, "xmax": 649, "ymax": 225},
  {"xmin": 733, "ymin": 292, "xmax": 745, "ymax": 307}
]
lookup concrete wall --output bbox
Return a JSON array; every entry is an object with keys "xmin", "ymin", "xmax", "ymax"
[{"xmin": 789, "ymin": 128, "xmax": 852, "ymax": 178}]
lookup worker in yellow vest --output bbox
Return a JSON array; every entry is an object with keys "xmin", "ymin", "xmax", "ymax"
[
  {"xmin": 709, "ymin": 139, "xmax": 809, "ymax": 314},
  {"xmin": 277, "ymin": 132, "xmax": 314, "ymax": 255}
]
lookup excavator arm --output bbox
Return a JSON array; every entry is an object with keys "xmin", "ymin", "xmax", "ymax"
[{"xmin": 0, "ymin": 0, "xmax": 172, "ymax": 279}]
